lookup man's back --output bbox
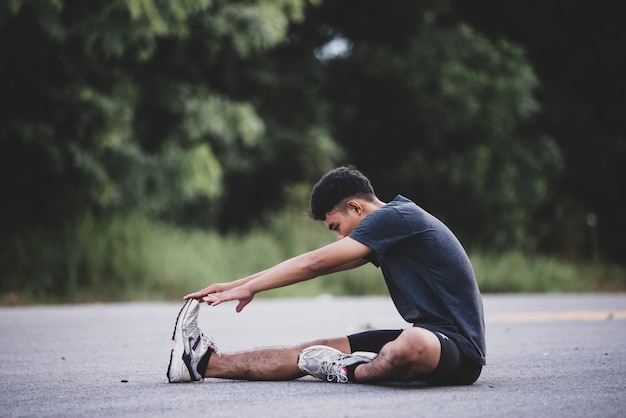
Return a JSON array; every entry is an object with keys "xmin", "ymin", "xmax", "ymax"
[{"xmin": 349, "ymin": 195, "xmax": 486, "ymax": 365}]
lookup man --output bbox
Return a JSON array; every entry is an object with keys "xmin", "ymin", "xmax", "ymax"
[{"xmin": 167, "ymin": 166, "xmax": 486, "ymax": 385}]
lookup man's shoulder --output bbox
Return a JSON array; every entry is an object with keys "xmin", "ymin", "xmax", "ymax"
[
  {"xmin": 390, "ymin": 194, "xmax": 412, "ymax": 204},
  {"xmin": 383, "ymin": 195, "xmax": 424, "ymax": 218},
  {"xmin": 354, "ymin": 195, "xmax": 423, "ymax": 236}
]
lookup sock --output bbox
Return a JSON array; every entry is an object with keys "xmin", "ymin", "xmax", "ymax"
[
  {"xmin": 345, "ymin": 361, "xmax": 366, "ymax": 382},
  {"xmin": 196, "ymin": 349, "xmax": 213, "ymax": 378}
]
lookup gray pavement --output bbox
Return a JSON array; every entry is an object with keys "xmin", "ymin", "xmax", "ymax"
[{"xmin": 1, "ymin": 294, "xmax": 625, "ymax": 417}]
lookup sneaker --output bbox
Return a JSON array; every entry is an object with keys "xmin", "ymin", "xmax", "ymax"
[
  {"xmin": 167, "ymin": 299, "xmax": 219, "ymax": 383},
  {"xmin": 298, "ymin": 345, "xmax": 376, "ymax": 383}
]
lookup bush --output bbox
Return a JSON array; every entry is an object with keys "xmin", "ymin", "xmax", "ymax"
[{"xmin": 1, "ymin": 212, "xmax": 624, "ymax": 305}]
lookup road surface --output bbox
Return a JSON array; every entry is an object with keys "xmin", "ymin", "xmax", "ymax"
[{"xmin": 1, "ymin": 294, "xmax": 625, "ymax": 417}]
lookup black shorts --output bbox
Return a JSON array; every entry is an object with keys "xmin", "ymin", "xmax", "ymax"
[{"xmin": 347, "ymin": 328, "xmax": 482, "ymax": 386}]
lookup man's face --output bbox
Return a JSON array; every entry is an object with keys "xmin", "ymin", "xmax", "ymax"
[{"xmin": 323, "ymin": 206, "xmax": 363, "ymax": 240}]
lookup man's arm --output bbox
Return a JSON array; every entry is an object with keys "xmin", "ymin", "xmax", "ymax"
[
  {"xmin": 314, "ymin": 257, "xmax": 369, "ymax": 275},
  {"xmin": 199, "ymin": 237, "xmax": 372, "ymax": 312},
  {"xmin": 183, "ymin": 252, "xmax": 367, "ymax": 301}
]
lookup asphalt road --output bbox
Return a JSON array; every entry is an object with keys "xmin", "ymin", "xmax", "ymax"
[{"xmin": 1, "ymin": 294, "xmax": 625, "ymax": 417}]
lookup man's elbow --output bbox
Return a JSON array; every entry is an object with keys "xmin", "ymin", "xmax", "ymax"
[{"xmin": 302, "ymin": 254, "xmax": 331, "ymax": 277}]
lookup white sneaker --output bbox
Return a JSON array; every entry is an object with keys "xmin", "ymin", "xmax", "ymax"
[
  {"xmin": 298, "ymin": 345, "xmax": 376, "ymax": 383},
  {"xmin": 167, "ymin": 299, "xmax": 219, "ymax": 383}
]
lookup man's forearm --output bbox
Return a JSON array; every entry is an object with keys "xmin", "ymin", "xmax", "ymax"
[{"xmin": 245, "ymin": 253, "xmax": 317, "ymax": 295}]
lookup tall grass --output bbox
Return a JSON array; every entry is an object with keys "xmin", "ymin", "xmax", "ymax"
[{"xmin": 1, "ymin": 212, "xmax": 624, "ymax": 305}]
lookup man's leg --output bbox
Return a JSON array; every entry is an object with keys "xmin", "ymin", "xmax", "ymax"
[
  {"xmin": 297, "ymin": 327, "xmax": 440, "ymax": 384},
  {"xmin": 167, "ymin": 298, "xmax": 354, "ymax": 383},
  {"xmin": 203, "ymin": 337, "xmax": 351, "ymax": 381},
  {"xmin": 353, "ymin": 327, "xmax": 440, "ymax": 383}
]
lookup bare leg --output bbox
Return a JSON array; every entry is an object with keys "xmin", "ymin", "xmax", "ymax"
[
  {"xmin": 204, "ymin": 336, "xmax": 351, "ymax": 380},
  {"xmin": 354, "ymin": 328, "xmax": 440, "ymax": 383}
]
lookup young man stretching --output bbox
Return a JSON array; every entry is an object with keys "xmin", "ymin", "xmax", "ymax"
[{"xmin": 167, "ymin": 166, "xmax": 486, "ymax": 385}]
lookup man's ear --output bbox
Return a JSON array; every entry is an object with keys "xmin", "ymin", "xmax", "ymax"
[{"xmin": 346, "ymin": 200, "xmax": 362, "ymax": 214}]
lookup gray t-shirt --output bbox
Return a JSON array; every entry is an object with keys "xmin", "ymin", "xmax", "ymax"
[{"xmin": 349, "ymin": 195, "xmax": 486, "ymax": 365}]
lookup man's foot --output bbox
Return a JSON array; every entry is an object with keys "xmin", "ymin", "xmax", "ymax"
[
  {"xmin": 167, "ymin": 299, "xmax": 219, "ymax": 383},
  {"xmin": 297, "ymin": 345, "xmax": 377, "ymax": 383}
]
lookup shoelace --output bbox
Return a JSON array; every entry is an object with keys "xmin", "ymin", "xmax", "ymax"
[
  {"xmin": 202, "ymin": 334, "xmax": 221, "ymax": 357},
  {"xmin": 322, "ymin": 357, "xmax": 350, "ymax": 383}
]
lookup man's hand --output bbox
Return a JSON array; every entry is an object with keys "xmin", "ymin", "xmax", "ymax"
[
  {"xmin": 202, "ymin": 285, "xmax": 255, "ymax": 313},
  {"xmin": 184, "ymin": 283, "xmax": 233, "ymax": 301}
]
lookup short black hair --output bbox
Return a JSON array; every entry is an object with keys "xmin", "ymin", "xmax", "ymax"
[{"xmin": 309, "ymin": 166, "xmax": 375, "ymax": 220}]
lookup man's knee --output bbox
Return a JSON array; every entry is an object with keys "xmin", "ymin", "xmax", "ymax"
[{"xmin": 381, "ymin": 328, "xmax": 440, "ymax": 373}]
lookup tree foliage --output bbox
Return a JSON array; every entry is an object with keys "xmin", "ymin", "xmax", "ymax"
[
  {"xmin": 317, "ymin": 5, "xmax": 561, "ymax": 251},
  {"xmin": 0, "ymin": 0, "xmax": 332, "ymax": 232},
  {"xmin": 0, "ymin": 0, "xmax": 623, "ymax": 264},
  {"xmin": 449, "ymin": 0, "xmax": 626, "ymax": 261}
]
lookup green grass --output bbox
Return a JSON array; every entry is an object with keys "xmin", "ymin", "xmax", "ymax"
[
  {"xmin": 1, "ymin": 212, "xmax": 624, "ymax": 305},
  {"xmin": 472, "ymin": 252, "xmax": 625, "ymax": 293}
]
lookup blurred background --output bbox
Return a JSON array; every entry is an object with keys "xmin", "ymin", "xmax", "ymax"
[{"xmin": 1, "ymin": 0, "xmax": 624, "ymax": 304}]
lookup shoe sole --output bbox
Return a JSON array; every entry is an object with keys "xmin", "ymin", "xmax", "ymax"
[
  {"xmin": 166, "ymin": 299, "xmax": 195, "ymax": 382},
  {"xmin": 352, "ymin": 351, "xmax": 378, "ymax": 360}
]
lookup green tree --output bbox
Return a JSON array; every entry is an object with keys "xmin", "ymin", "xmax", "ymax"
[
  {"xmin": 4, "ymin": 0, "xmax": 620, "ymax": 263},
  {"xmin": 316, "ymin": 3, "xmax": 560, "ymax": 251},
  {"xmin": 449, "ymin": 0, "xmax": 626, "ymax": 261},
  {"xmin": 0, "ymin": 0, "xmax": 334, "ymax": 233}
]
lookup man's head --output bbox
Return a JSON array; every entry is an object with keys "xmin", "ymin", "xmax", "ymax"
[{"xmin": 309, "ymin": 166, "xmax": 376, "ymax": 221}]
